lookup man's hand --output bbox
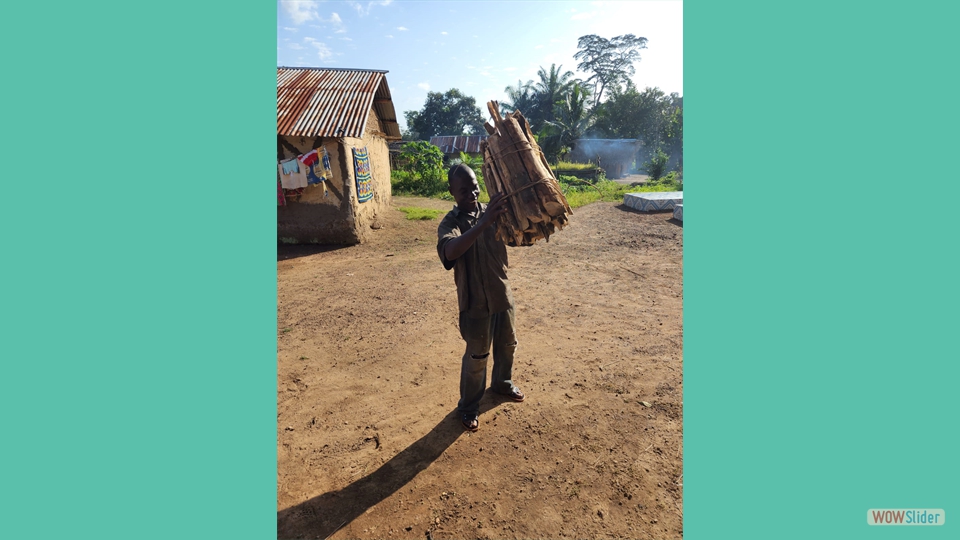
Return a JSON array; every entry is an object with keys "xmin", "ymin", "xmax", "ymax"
[
  {"xmin": 443, "ymin": 192, "xmax": 512, "ymax": 262},
  {"xmin": 478, "ymin": 192, "xmax": 510, "ymax": 229}
]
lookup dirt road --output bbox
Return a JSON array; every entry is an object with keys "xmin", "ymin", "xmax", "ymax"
[{"xmin": 277, "ymin": 197, "xmax": 683, "ymax": 539}]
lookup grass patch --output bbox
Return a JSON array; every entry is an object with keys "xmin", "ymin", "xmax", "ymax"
[
  {"xmin": 553, "ymin": 161, "xmax": 597, "ymax": 171},
  {"xmin": 559, "ymin": 174, "xmax": 682, "ymax": 209},
  {"xmin": 398, "ymin": 207, "xmax": 445, "ymax": 220},
  {"xmin": 391, "ymin": 168, "xmax": 681, "ymax": 211}
]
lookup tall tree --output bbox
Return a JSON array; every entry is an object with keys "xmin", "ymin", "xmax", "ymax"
[
  {"xmin": 574, "ymin": 34, "xmax": 648, "ymax": 109},
  {"xmin": 532, "ymin": 64, "xmax": 576, "ymax": 128},
  {"xmin": 539, "ymin": 82, "xmax": 595, "ymax": 162},
  {"xmin": 403, "ymin": 89, "xmax": 485, "ymax": 139},
  {"xmin": 500, "ymin": 79, "xmax": 537, "ymax": 119}
]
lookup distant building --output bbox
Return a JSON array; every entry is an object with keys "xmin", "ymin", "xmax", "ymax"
[
  {"xmin": 277, "ymin": 67, "xmax": 401, "ymax": 244},
  {"xmin": 429, "ymin": 135, "xmax": 488, "ymax": 158},
  {"xmin": 569, "ymin": 139, "xmax": 642, "ymax": 179}
]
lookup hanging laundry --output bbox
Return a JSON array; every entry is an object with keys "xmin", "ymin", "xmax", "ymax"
[
  {"xmin": 281, "ymin": 158, "xmax": 300, "ymax": 175},
  {"xmin": 305, "ymin": 147, "xmax": 334, "ymax": 185},
  {"xmin": 283, "ymin": 187, "xmax": 305, "ymax": 202},
  {"xmin": 321, "ymin": 147, "xmax": 332, "ymax": 173},
  {"xmin": 278, "ymin": 159, "xmax": 308, "ymax": 189},
  {"xmin": 277, "ymin": 177, "xmax": 286, "ymax": 206},
  {"xmin": 353, "ymin": 146, "xmax": 373, "ymax": 203},
  {"xmin": 299, "ymin": 149, "xmax": 319, "ymax": 167}
]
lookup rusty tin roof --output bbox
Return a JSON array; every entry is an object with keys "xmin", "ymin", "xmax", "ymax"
[
  {"xmin": 278, "ymin": 67, "xmax": 401, "ymax": 139},
  {"xmin": 429, "ymin": 135, "xmax": 488, "ymax": 154}
]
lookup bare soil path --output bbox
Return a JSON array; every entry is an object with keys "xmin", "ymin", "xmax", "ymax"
[{"xmin": 277, "ymin": 196, "xmax": 683, "ymax": 539}]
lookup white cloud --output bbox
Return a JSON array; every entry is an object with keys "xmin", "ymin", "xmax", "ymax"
[
  {"xmin": 571, "ymin": 12, "xmax": 596, "ymax": 20},
  {"xmin": 304, "ymin": 36, "xmax": 316, "ymax": 42},
  {"xmin": 397, "ymin": 26, "xmax": 408, "ymax": 31},
  {"xmin": 310, "ymin": 40, "xmax": 333, "ymax": 60},
  {"xmin": 417, "ymin": 82, "xmax": 430, "ymax": 91},
  {"xmin": 284, "ymin": 27, "xmax": 298, "ymax": 32},
  {"xmin": 504, "ymin": 67, "xmax": 516, "ymax": 72},
  {"xmin": 340, "ymin": 37, "xmax": 353, "ymax": 41},
  {"xmin": 281, "ymin": 1, "xmax": 320, "ymax": 25},
  {"xmin": 535, "ymin": 44, "xmax": 544, "ymax": 49},
  {"xmin": 289, "ymin": 43, "xmax": 305, "ymax": 50},
  {"xmin": 347, "ymin": 0, "xmax": 393, "ymax": 16},
  {"xmin": 306, "ymin": 13, "xmax": 347, "ymax": 34},
  {"xmin": 385, "ymin": 34, "xmax": 394, "ymax": 38},
  {"xmin": 441, "ymin": 31, "xmax": 448, "ymax": 35}
]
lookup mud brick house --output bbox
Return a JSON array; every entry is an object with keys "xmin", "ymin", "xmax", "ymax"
[{"xmin": 277, "ymin": 67, "xmax": 401, "ymax": 244}]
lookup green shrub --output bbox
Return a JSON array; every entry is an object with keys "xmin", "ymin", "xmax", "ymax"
[
  {"xmin": 392, "ymin": 141, "xmax": 448, "ymax": 197},
  {"xmin": 642, "ymin": 148, "xmax": 670, "ymax": 180},
  {"xmin": 555, "ymin": 175, "xmax": 679, "ymax": 209}
]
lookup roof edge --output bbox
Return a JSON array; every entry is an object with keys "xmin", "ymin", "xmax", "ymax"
[{"xmin": 278, "ymin": 66, "xmax": 389, "ymax": 74}]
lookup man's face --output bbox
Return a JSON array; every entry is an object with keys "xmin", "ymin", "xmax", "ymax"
[{"xmin": 449, "ymin": 169, "xmax": 480, "ymax": 212}]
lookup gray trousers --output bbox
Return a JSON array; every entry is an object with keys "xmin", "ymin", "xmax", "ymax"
[{"xmin": 457, "ymin": 308, "xmax": 519, "ymax": 415}]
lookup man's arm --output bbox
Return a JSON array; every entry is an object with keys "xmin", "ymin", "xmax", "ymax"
[{"xmin": 443, "ymin": 192, "xmax": 510, "ymax": 261}]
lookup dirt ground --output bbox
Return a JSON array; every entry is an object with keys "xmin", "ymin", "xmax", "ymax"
[{"xmin": 277, "ymin": 196, "xmax": 683, "ymax": 539}]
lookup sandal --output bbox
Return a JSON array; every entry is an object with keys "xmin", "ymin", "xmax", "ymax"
[
  {"xmin": 501, "ymin": 387, "xmax": 525, "ymax": 403},
  {"xmin": 461, "ymin": 413, "xmax": 479, "ymax": 432}
]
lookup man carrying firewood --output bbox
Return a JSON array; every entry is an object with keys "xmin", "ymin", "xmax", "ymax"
[{"xmin": 437, "ymin": 163, "xmax": 526, "ymax": 432}]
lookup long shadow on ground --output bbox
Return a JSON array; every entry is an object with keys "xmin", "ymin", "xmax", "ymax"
[
  {"xmin": 277, "ymin": 243, "xmax": 352, "ymax": 262},
  {"xmin": 277, "ymin": 399, "xmax": 508, "ymax": 539}
]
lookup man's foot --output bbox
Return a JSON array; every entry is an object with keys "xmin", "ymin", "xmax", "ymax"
[
  {"xmin": 461, "ymin": 413, "xmax": 479, "ymax": 432},
  {"xmin": 499, "ymin": 387, "xmax": 525, "ymax": 403}
]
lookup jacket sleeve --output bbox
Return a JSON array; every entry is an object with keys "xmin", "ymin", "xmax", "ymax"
[{"xmin": 436, "ymin": 212, "xmax": 460, "ymax": 271}]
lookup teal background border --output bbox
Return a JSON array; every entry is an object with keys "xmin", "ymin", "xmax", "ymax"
[
  {"xmin": 686, "ymin": 0, "xmax": 957, "ymax": 538},
  {"xmin": 2, "ymin": 1, "xmax": 957, "ymax": 539},
  {"xmin": 1, "ymin": 2, "xmax": 276, "ymax": 539}
]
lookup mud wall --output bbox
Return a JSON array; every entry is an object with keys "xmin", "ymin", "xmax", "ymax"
[
  {"xmin": 276, "ymin": 109, "xmax": 392, "ymax": 244},
  {"xmin": 342, "ymin": 109, "xmax": 392, "ymax": 242}
]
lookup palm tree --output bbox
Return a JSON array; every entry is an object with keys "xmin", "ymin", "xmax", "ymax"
[
  {"xmin": 501, "ymin": 79, "xmax": 536, "ymax": 118},
  {"xmin": 533, "ymin": 64, "xmax": 576, "ymax": 128},
  {"xmin": 539, "ymin": 82, "xmax": 595, "ymax": 163}
]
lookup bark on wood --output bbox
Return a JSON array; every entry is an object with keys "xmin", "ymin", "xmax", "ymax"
[{"xmin": 482, "ymin": 101, "xmax": 572, "ymax": 247}]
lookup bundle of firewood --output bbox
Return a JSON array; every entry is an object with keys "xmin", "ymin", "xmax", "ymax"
[{"xmin": 481, "ymin": 101, "xmax": 572, "ymax": 247}]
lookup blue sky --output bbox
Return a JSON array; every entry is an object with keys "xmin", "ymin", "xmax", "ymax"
[{"xmin": 277, "ymin": 0, "xmax": 683, "ymax": 132}]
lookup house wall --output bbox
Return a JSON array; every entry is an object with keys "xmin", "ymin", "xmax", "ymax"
[
  {"xmin": 343, "ymin": 109, "xmax": 392, "ymax": 241},
  {"xmin": 276, "ymin": 108, "xmax": 392, "ymax": 244}
]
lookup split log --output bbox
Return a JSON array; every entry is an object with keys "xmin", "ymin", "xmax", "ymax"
[{"xmin": 481, "ymin": 100, "xmax": 572, "ymax": 247}]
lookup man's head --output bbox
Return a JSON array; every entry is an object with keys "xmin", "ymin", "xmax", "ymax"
[{"xmin": 448, "ymin": 164, "xmax": 479, "ymax": 212}]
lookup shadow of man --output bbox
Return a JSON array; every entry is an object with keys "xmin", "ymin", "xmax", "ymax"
[{"xmin": 277, "ymin": 400, "xmax": 507, "ymax": 539}]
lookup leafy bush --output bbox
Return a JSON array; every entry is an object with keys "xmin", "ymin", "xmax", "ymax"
[
  {"xmin": 555, "ymin": 175, "xmax": 679, "ymax": 209},
  {"xmin": 392, "ymin": 141, "xmax": 448, "ymax": 196},
  {"xmin": 642, "ymin": 148, "xmax": 670, "ymax": 180},
  {"xmin": 645, "ymin": 170, "xmax": 682, "ymax": 191}
]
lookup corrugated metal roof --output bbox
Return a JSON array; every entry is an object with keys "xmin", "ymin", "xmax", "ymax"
[
  {"xmin": 278, "ymin": 67, "xmax": 401, "ymax": 139},
  {"xmin": 429, "ymin": 135, "xmax": 488, "ymax": 154}
]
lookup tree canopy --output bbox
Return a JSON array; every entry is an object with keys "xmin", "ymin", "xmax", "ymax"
[
  {"xmin": 403, "ymin": 89, "xmax": 485, "ymax": 139},
  {"xmin": 574, "ymin": 34, "xmax": 648, "ymax": 108}
]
